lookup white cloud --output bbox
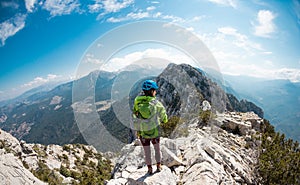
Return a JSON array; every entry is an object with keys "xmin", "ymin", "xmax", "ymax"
[
  {"xmin": 220, "ymin": 60, "xmax": 300, "ymax": 82},
  {"xmin": 253, "ymin": 10, "xmax": 276, "ymax": 38},
  {"xmin": 107, "ymin": 11, "xmax": 150, "ymax": 22},
  {"xmin": 160, "ymin": 14, "xmax": 185, "ymax": 23},
  {"xmin": 101, "ymin": 48, "xmax": 192, "ymax": 72},
  {"xmin": 218, "ymin": 26, "xmax": 237, "ymax": 35},
  {"xmin": 107, "ymin": 8, "xmax": 203, "ymax": 24},
  {"xmin": 22, "ymin": 74, "xmax": 60, "ymax": 88},
  {"xmin": 262, "ymin": 51, "xmax": 272, "ymax": 55},
  {"xmin": 0, "ymin": 14, "xmax": 26, "ymax": 46},
  {"xmin": 102, "ymin": 0, "xmax": 133, "ymax": 13},
  {"xmin": 217, "ymin": 26, "xmax": 263, "ymax": 52},
  {"xmin": 1, "ymin": 1, "xmax": 19, "ymax": 9},
  {"xmin": 88, "ymin": 1, "xmax": 102, "ymax": 13},
  {"xmin": 274, "ymin": 68, "xmax": 300, "ymax": 82},
  {"xmin": 0, "ymin": 74, "xmax": 66, "ymax": 101},
  {"xmin": 43, "ymin": 0, "xmax": 81, "ymax": 17},
  {"xmin": 25, "ymin": 0, "xmax": 37, "ymax": 12},
  {"xmin": 146, "ymin": 6, "xmax": 156, "ymax": 11},
  {"xmin": 91, "ymin": 0, "xmax": 134, "ymax": 20},
  {"xmin": 207, "ymin": 0, "xmax": 237, "ymax": 9},
  {"xmin": 83, "ymin": 53, "xmax": 103, "ymax": 64},
  {"xmin": 197, "ymin": 27, "xmax": 300, "ymax": 82}
]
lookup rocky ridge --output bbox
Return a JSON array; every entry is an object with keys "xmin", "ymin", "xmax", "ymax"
[
  {"xmin": 0, "ymin": 110, "xmax": 264, "ymax": 185},
  {"xmin": 107, "ymin": 111, "xmax": 263, "ymax": 185},
  {"xmin": 0, "ymin": 129, "xmax": 112, "ymax": 185}
]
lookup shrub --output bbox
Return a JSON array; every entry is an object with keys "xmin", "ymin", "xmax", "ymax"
[
  {"xmin": 59, "ymin": 165, "xmax": 71, "ymax": 177},
  {"xmin": 32, "ymin": 160, "xmax": 62, "ymax": 184},
  {"xmin": 258, "ymin": 120, "xmax": 300, "ymax": 184},
  {"xmin": 63, "ymin": 144, "xmax": 71, "ymax": 152},
  {"xmin": 198, "ymin": 110, "xmax": 216, "ymax": 127},
  {"xmin": 199, "ymin": 110, "xmax": 211, "ymax": 125},
  {"xmin": 161, "ymin": 116, "xmax": 180, "ymax": 137}
]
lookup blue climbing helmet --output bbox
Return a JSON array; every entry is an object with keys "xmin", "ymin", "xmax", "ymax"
[{"xmin": 142, "ymin": 80, "xmax": 159, "ymax": 91}]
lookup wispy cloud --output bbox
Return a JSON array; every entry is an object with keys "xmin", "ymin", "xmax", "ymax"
[
  {"xmin": 88, "ymin": 0, "xmax": 102, "ymax": 13},
  {"xmin": 146, "ymin": 6, "xmax": 156, "ymax": 11},
  {"xmin": 1, "ymin": 1, "xmax": 19, "ymax": 9},
  {"xmin": 25, "ymin": 0, "xmax": 37, "ymax": 13},
  {"xmin": 90, "ymin": 0, "xmax": 134, "ymax": 16},
  {"xmin": 0, "ymin": 14, "xmax": 26, "ymax": 46},
  {"xmin": 43, "ymin": 0, "xmax": 81, "ymax": 17},
  {"xmin": 293, "ymin": 0, "xmax": 300, "ymax": 25},
  {"xmin": 107, "ymin": 7, "xmax": 204, "ymax": 24},
  {"xmin": 253, "ymin": 10, "xmax": 276, "ymax": 38},
  {"xmin": 220, "ymin": 60, "xmax": 300, "ymax": 82},
  {"xmin": 217, "ymin": 26, "xmax": 263, "ymax": 52},
  {"xmin": 0, "ymin": 74, "xmax": 66, "ymax": 101},
  {"xmin": 22, "ymin": 74, "xmax": 61, "ymax": 88},
  {"xmin": 83, "ymin": 53, "xmax": 103, "ymax": 64},
  {"xmin": 207, "ymin": 0, "xmax": 238, "ymax": 9},
  {"xmin": 89, "ymin": 0, "xmax": 134, "ymax": 20},
  {"xmin": 102, "ymin": 0, "xmax": 133, "ymax": 13},
  {"xmin": 107, "ymin": 11, "xmax": 150, "ymax": 22},
  {"xmin": 274, "ymin": 68, "xmax": 300, "ymax": 82},
  {"xmin": 102, "ymin": 48, "xmax": 192, "ymax": 72}
]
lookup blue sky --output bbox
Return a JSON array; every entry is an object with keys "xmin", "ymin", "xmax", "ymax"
[{"xmin": 0, "ymin": 0, "xmax": 299, "ymax": 101}]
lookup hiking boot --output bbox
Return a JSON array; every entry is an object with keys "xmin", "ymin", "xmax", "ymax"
[
  {"xmin": 156, "ymin": 164, "xmax": 162, "ymax": 172},
  {"xmin": 146, "ymin": 166, "xmax": 153, "ymax": 175}
]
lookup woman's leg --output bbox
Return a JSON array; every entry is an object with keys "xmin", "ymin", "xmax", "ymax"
[
  {"xmin": 151, "ymin": 137, "xmax": 161, "ymax": 164},
  {"xmin": 140, "ymin": 137, "xmax": 152, "ymax": 166}
]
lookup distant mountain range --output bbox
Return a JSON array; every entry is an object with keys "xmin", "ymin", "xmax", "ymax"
[
  {"xmin": 0, "ymin": 80, "xmax": 68, "ymax": 107},
  {"xmin": 223, "ymin": 75, "xmax": 300, "ymax": 141},
  {"xmin": 0, "ymin": 63, "xmax": 275, "ymax": 148}
]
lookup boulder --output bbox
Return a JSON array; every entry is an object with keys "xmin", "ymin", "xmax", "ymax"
[
  {"xmin": 108, "ymin": 165, "xmax": 176, "ymax": 185},
  {"xmin": 0, "ymin": 150, "xmax": 46, "ymax": 185}
]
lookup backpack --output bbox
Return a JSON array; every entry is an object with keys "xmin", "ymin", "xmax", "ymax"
[
  {"xmin": 135, "ymin": 99, "xmax": 159, "ymax": 137},
  {"xmin": 137, "ymin": 99, "xmax": 158, "ymax": 119}
]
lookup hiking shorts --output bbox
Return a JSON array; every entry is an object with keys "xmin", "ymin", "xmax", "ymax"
[{"xmin": 140, "ymin": 137, "xmax": 160, "ymax": 146}]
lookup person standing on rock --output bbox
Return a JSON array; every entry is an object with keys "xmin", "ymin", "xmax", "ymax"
[{"xmin": 133, "ymin": 80, "xmax": 168, "ymax": 175}]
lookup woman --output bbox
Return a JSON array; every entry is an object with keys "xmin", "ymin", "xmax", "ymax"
[{"xmin": 133, "ymin": 80, "xmax": 168, "ymax": 175}]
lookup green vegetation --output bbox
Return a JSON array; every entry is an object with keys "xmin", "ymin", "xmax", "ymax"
[
  {"xmin": 198, "ymin": 110, "xmax": 216, "ymax": 127},
  {"xmin": 32, "ymin": 144, "xmax": 47, "ymax": 157},
  {"xmin": 65, "ymin": 153, "xmax": 112, "ymax": 185},
  {"xmin": 160, "ymin": 116, "xmax": 189, "ymax": 138},
  {"xmin": 0, "ymin": 140, "xmax": 14, "ymax": 154},
  {"xmin": 59, "ymin": 165, "xmax": 71, "ymax": 177},
  {"xmin": 32, "ymin": 160, "xmax": 63, "ymax": 184},
  {"xmin": 62, "ymin": 144, "xmax": 71, "ymax": 152},
  {"xmin": 28, "ymin": 144, "xmax": 112, "ymax": 185},
  {"xmin": 199, "ymin": 110, "xmax": 212, "ymax": 126},
  {"xmin": 258, "ymin": 119, "xmax": 300, "ymax": 184},
  {"xmin": 161, "ymin": 116, "xmax": 180, "ymax": 137}
]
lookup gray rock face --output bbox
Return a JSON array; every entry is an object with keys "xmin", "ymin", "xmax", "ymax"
[
  {"xmin": 0, "ymin": 129, "xmax": 111, "ymax": 185},
  {"xmin": 157, "ymin": 63, "xmax": 228, "ymax": 118},
  {"xmin": 108, "ymin": 112, "xmax": 262, "ymax": 185},
  {"xmin": 0, "ymin": 130, "xmax": 46, "ymax": 185},
  {"xmin": 0, "ymin": 151, "xmax": 46, "ymax": 185},
  {"xmin": 108, "ymin": 166, "xmax": 176, "ymax": 185},
  {"xmin": 156, "ymin": 63, "xmax": 263, "ymax": 119},
  {"xmin": 218, "ymin": 111, "xmax": 263, "ymax": 136}
]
